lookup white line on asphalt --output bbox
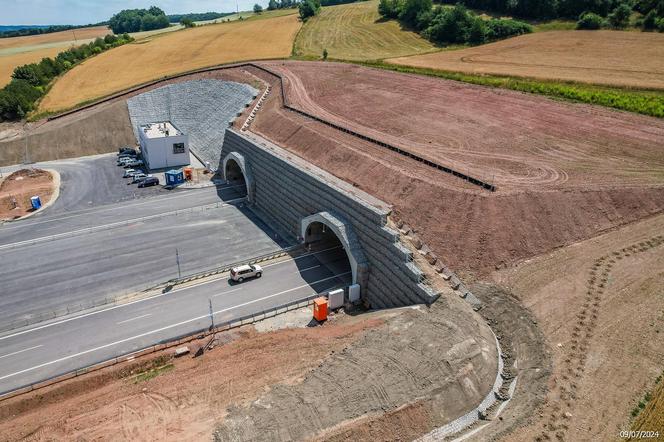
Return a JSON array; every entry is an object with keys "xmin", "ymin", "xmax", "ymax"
[
  {"xmin": 116, "ymin": 314, "xmax": 152, "ymax": 325},
  {"xmin": 212, "ymin": 288, "xmax": 242, "ymax": 298},
  {"xmin": 0, "ymin": 246, "xmax": 343, "ymax": 342},
  {"xmin": 0, "ymin": 272, "xmax": 350, "ymax": 382},
  {"xmin": 0, "ymin": 197, "xmax": 247, "ymax": 251},
  {"xmin": 0, "ymin": 184, "xmax": 245, "ymax": 231},
  {"xmin": 297, "ymin": 265, "xmax": 321, "ymax": 272},
  {"xmin": 0, "ymin": 345, "xmax": 42, "ymax": 360}
]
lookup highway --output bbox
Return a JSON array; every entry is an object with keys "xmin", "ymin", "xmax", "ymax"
[
  {"xmin": 0, "ymin": 184, "xmax": 289, "ymax": 327},
  {"xmin": 0, "ymin": 247, "xmax": 351, "ymax": 395}
]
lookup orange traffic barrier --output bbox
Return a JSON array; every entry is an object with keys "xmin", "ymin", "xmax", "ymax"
[{"xmin": 313, "ymin": 297, "xmax": 328, "ymax": 322}]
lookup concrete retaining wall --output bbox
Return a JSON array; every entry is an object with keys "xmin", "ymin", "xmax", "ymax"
[{"xmin": 221, "ymin": 129, "xmax": 439, "ymax": 308}]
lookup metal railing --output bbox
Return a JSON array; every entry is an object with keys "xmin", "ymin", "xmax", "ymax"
[{"xmin": 0, "ymin": 291, "xmax": 324, "ymax": 401}]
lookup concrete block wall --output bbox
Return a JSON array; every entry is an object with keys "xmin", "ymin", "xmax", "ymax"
[{"xmin": 222, "ymin": 129, "xmax": 439, "ymax": 308}]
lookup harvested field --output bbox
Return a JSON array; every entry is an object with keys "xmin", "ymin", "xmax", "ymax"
[
  {"xmin": 630, "ymin": 375, "xmax": 664, "ymax": 438},
  {"xmin": 0, "ymin": 168, "xmax": 57, "ymax": 220},
  {"xmin": 244, "ymin": 61, "xmax": 664, "ymax": 274},
  {"xmin": 39, "ymin": 15, "xmax": 300, "ymax": 112},
  {"xmin": 0, "ymin": 292, "xmax": 497, "ymax": 441},
  {"xmin": 388, "ymin": 30, "xmax": 664, "ymax": 90},
  {"xmin": 293, "ymin": 0, "xmax": 437, "ymax": 60},
  {"xmin": 0, "ymin": 26, "xmax": 110, "ymax": 87},
  {"xmin": 0, "ymin": 46, "xmax": 62, "ymax": 87},
  {"xmin": 480, "ymin": 213, "xmax": 664, "ymax": 441}
]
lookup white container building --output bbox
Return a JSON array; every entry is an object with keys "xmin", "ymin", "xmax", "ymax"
[{"xmin": 138, "ymin": 121, "xmax": 190, "ymax": 170}]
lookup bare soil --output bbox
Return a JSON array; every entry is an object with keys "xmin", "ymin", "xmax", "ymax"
[
  {"xmin": 246, "ymin": 61, "xmax": 664, "ymax": 276},
  {"xmin": 388, "ymin": 31, "xmax": 664, "ymax": 90},
  {"xmin": 478, "ymin": 213, "xmax": 664, "ymax": 441},
  {"xmin": 0, "ymin": 168, "xmax": 56, "ymax": 220},
  {"xmin": 0, "ymin": 293, "xmax": 497, "ymax": 441}
]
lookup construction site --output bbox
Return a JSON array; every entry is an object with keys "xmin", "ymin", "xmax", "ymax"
[{"xmin": 0, "ymin": 59, "xmax": 662, "ymax": 441}]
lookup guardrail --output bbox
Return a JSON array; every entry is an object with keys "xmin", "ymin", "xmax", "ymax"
[
  {"xmin": 0, "ymin": 245, "xmax": 303, "ymax": 335},
  {"xmin": 0, "ymin": 292, "xmax": 323, "ymax": 402}
]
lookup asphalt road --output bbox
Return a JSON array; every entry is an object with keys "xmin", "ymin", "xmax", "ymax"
[
  {"xmin": 0, "ymin": 247, "xmax": 351, "ymax": 395},
  {"xmin": 0, "ymin": 184, "xmax": 287, "ymax": 327}
]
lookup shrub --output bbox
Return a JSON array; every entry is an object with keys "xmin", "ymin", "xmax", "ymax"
[
  {"xmin": 299, "ymin": 0, "xmax": 321, "ymax": 19},
  {"xmin": 657, "ymin": 16, "xmax": 664, "ymax": 31},
  {"xmin": 253, "ymin": 3, "xmax": 264, "ymax": 13},
  {"xmin": 577, "ymin": 11, "xmax": 605, "ymax": 29},
  {"xmin": 486, "ymin": 18, "xmax": 533, "ymax": 39},
  {"xmin": 378, "ymin": 0, "xmax": 401, "ymax": 19},
  {"xmin": 180, "ymin": 18, "xmax": 196, "ymax": 28},
  {"xmin": 607, "ymin": 3, "xmax": 632, "ymax": 28}
]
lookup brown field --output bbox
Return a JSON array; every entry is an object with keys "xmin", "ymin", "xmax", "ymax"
[
  {"xmin": 631, "ymin": 375, "xmax": 664, "ymax": 439},
  {"xmin": 39, "ymin": 15, "xmax": 301, "ymax": 112},
  {"xmin": 0, "ymin": 26, "xmax": 110, "ymax": 87},
  {"xmin": 0, "ymin": 46, "xmax": 62, "ymax": 87},
  {"xmin": 0, "ymin": 26, "xmax": 109, "ymax": 51},
  {"xmin": 388, "ymin": 30, "xmax": 664, "ymax": 89}
]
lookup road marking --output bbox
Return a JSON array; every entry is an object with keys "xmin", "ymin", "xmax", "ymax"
[
  {"xmin": 116, "ymin": 314, "xmax": 152, "ymax": 325},
  {"xmin": 0, "ymin": 184, "xmax": 245, "ymax": 231},
  {"xmin": 212, "ymin": 288, "xmax": 242, "ymax": 298},
  {"xmin": 0, "ymin": 246, "xmax": 344, "ymax": 342},
  {"xmin": 0, "ymin": 197, "xmax": 247, "ymax": 251},
  {"xmin": 0, "ymin": 345, "xmax": 42, "ymax": 360},
  {"xmin": 298, "ymin": 264, "xmax": 321, "ymax": 272},
  {"xmin": 0, "ymin": 272, "xmax": 350, "ymax": 382}
]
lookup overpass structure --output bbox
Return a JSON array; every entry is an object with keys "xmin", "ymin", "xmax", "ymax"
[{"xmin": 221, "ymin": 129, "xmax": 439, "ymax": 308}]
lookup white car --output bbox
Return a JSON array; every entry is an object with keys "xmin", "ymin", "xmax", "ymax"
[
  {"xmin": 117, "ymin": 157, "xmax": 133, "ymax": 166},
  {"xmin": 124, "ymin": 159, "xmax": 144, "ymax": 168},
  {"xmin": 123, "ymin": 168, "xmax": 136, "ymax": 178},
  {"xmin": 230, "ymin": 264, "xmax": 263, "ymax": 282}
]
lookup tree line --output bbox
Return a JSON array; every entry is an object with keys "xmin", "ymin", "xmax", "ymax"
[
  {"xmin": 0, "ymin": 33, "xmax": 133, "ymax": 121},
  {"xmin": 0, "ymin": 23, "xmax": 108, "ymax": 39},
  {"xmin": 379, "ymin": 0, "xmax": 532, "ymax": 44},
  {"xmin": 109, "ymin": 6, "xmax": 170, "ymax": 34},
  {"xmin": 167, "ymin": 12, "xmax": 234, "ymax": 23}
]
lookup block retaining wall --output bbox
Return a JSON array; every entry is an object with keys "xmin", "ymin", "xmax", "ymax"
[{"xmin": 222, "ymin": 129, "xmax": 438, "ymax": 307}]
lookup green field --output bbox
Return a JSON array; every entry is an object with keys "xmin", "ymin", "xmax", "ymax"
[{"xmin": 293, "ymin": 0, "xmax": 437, "ymax": 60}]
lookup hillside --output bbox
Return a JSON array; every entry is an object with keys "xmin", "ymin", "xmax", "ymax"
[
  {"xmin": 39, "ymin": 13, "xmax": 300, "ymax": 112},
  {"xmin": 294, "ymin": 0, "xmax": 437, "ymax": 60},
  {"xmin": 388, "ymin": 30, "xmax": 664, "ymax": 90}
]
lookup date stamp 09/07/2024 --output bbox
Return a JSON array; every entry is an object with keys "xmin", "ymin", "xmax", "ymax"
[{"xmin": 619, "ymin": 430, "xmax": 661, "ymax": 439}]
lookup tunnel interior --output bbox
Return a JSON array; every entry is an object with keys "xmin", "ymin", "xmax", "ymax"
[
  {"xmin": 225, "ymin": 158, "xmax": 247, "ymax": 197},
  {"xmin": 304, "ymin": 221, "xmax": 352, "ymax": 279}
]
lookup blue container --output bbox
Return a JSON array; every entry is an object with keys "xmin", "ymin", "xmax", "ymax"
[
  {"xmin": 30, "ymin": 195, "xmax": 42, "ymax": 210},
  {"xmin": 165, "ymin": 169, "xmax": 185, "ymax": 186}
]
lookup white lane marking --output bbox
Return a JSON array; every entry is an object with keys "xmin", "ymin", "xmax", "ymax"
[
  {"xmin": 297, "ymin": 265, "xmax": 321, "ymax": 272},
  {"xmin": 0, "ymin": 184, "xmax": 245, "ymax": 231},
  {"xmin": 116, "ymin": 314, "xmax": 152, "ymax": 325},
  {"xmin": 0, "ymin": 197, "xmax": 246, "ymax": 251},
  {"xmin": 0, "ymin": 272, "xmax": 350, "ymax": 382},
  {"xmin": 0, "ymin": 345, "xmax": 42, "ymax": 360},
  {"xmin": 212, "ymin": 288, "xmax": 242, "ymax": 298},
  {"xmin": 0, "ymin": 246, "xmax": 343, "ymax": 342}
]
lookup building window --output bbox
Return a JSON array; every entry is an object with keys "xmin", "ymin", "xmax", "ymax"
[{"xmin": 173, "ymin": 143, "xmax": 185, "ymax": 154}]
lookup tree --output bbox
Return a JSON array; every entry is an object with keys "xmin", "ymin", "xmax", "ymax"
[
  {"xmin": 180, "ymin": 18, "xmax": 196, "ymax": 27},
  {"xmin": 398, "ymin": 0, "xmax": 432, "ymax": 26},
  {"xmin": 254, "ymin": 3, "xmax": 264, "ymax": 13},
  {"xmin": 109, "ymin": 7, "xmax": 170, "ymax": 33},
  {"xmin": 268, "ymin": 0, "xmax": 278, "ymax": 9},
  {"xmin": 378, "ymin": 0, "xmax": 401, "ymax": 18},
  {"xmin": 323, "ymin": 48, "xmax": 328, "ymax": 59},
  {"xmin": 468, "ymin": 18, "xmax": 488, "ymax": 43},
  {"xmin": 12, "ymin": 64, "xmax": 44, "ymax": 86},
  {"xmin": 577, "ymin": 11, "xmax": 605, "ymax": 28},
  {"xmin": 299, "ymin": 0, "xmax": 321, "ymax": 19},
  {"xmin": 607, "ymin": 3, "xmax": 631, "ymax": 28}
]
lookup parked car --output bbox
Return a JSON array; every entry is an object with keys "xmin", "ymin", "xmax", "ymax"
[
  {"xmin": 230, "ymin": 264, "xmax": 263, "ymax": 282},
  {"xmin": 118, "ymin": 152, "xmax": 138, "ymax": 159},
  {"xmin": 124, "ymin": 159, "xmax": 144, "ymax": 168},
  {"xmin": 117, "ymin": 157, "xmax": 133, "ymax": 166},
  {"xmin": 130, "ymin": 173, "xmax": 148, "ymax": 184},
  {"xmin": 122, "ymin": 168, "xmax": 136, "ymax": 178},
  {"xmin": 138, "ymin": 177, "xmax": 159, "ymax": 188},
  {"xmin": 118, "ymin": 147, "xmax": 136, "ymax": 155}
]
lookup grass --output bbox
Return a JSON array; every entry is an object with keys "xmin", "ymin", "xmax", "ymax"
[
  {"xmin": 39, "ymin": 13, "xmax": 301, "ymax": 112},
  {"xmin": 531, "ymin": 20, "xmax": 576, "ymax": 32},
  {"xmin": 133, "ymin": 363, "xmax": 175, "ymax": 383},
  {"xmin": 293, "ymin": 0, "xmax": 437, "ymax": 60},
  {"xmin": 356, "ymin": 60, "xmax": 664, "ymax": 118}
]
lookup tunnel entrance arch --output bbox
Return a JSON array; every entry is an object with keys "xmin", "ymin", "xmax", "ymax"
[
  {"xmin": 222, "ymin": 152, "xmax": 254, "ymax": 203},
  {"xmin": 301, "ymin": 212, "xmax": 368, "ymax": 292}
]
